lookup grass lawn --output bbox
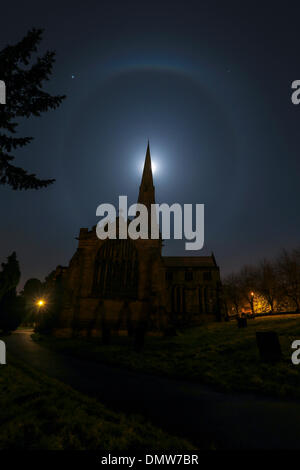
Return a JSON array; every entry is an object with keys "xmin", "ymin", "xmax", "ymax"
[
  {"xmin": 0, "ymin": 358, "xmax": 195, "ymax": 450},
  {"xmin": 33, "ymin": 315, "xmax": 300, "ymax": 400}
]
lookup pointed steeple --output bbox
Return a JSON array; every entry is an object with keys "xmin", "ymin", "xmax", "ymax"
[{"xmin": 138, "ymin": 141, "xmax": 155, "ymax": 209}]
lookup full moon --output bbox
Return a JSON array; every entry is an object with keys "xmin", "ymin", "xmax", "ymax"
[{"xmin": 139, "ymin": 159, "xmax": 158, "ymax": 175}]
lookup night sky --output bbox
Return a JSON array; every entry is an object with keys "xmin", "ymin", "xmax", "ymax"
[{"xmin": 1, "ymin": 1, "xmax": 300, "ymax": 286}]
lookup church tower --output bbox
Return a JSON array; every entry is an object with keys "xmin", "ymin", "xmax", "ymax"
[
  {"xmin": 137, "ymin": 141, "xmax": 160, "ymax": 240},
  {"xmin": 135, "ymin": 141, "xmax": 163, "ymax": 313},
  {"xmin": 52, "ymin": 139, "xmax": 223, "ymax": 338}
]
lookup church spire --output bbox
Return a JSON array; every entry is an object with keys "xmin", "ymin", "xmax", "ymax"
[{"xmin": 138, "ymin": 141, "xmax": 155, "ymax": 208}]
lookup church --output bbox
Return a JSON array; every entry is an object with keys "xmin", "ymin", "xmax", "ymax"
[{"xmin": 53, "ymin": 143, "xmax": 222, "ymax": 338}]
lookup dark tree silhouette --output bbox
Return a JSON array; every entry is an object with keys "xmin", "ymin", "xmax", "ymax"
[
  {"xmin": 0, "ymin": 251, "xmax": 20, "ymax": 300},
  {"xmin": 0, "ymin": 28, "xmax": 66, "ymax": 190},
  {"xmin": 0, "ymin": 290, "xmax": 25, "ymax": 333},
  {"xmin": 277, "ymin": 249, "xmax": 300, "ymax": 312},
  {"xmin": 0, "ymin": 252, "xmax": 24, "ymax": 333},
  {"xmin": 21, "ymin": 278, "xmax": 43, "ymax": 324},
  {"xmin": 22, "ymin": 278, "xmax": 43, "ymax": 299},
  {"xmin": 223, "ymin": 273, "xmax": 244, "ymax": 316}
]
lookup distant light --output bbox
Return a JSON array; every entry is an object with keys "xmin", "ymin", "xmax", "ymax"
[
  {"xmin": 36, "ymin": 299, "xmax": 45, "ymax": 307},
  {"xmin": 251, "ymin": 292, "xmax": 254, "ymax": 297}
]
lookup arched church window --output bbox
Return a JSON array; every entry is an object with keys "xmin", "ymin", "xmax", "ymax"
[{"xmin": 92, "ymin": 239, "xmax": 138, "ymax": 299}]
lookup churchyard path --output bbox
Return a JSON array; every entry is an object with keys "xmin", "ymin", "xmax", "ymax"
[{"xmin": 4, "ymin": 329, "xmax": 300, "ymax": 449}]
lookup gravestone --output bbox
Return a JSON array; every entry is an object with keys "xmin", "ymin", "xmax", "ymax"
[{"xmin": 256, "ymin": 331, "xmax": 282, "ymax": 362}]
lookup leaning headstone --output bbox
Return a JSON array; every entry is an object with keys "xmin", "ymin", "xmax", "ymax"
[
  {"xmin": 237, "ymin": 317, "xmax": 247, "ymax": 328},
  {"xmin": 256, "ymin": 331, "xmax": 282, "ymax": 362}
]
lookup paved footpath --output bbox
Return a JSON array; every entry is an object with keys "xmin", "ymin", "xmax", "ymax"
[{"xmin": 4, "ymin": 329, "xmax": 300, "ymax": 449}]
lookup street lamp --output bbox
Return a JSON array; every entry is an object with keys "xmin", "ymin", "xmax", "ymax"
[{"xmin": 35, "ymin": 299, "xmax": 46, "ymax": 329}]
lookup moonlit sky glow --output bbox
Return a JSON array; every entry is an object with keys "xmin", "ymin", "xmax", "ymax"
[
  {"xmin": 139, "ymin": 156, "xmax": 158, "ymax": 175},
  {"xmin": 1, "ymin": 1, "xmax": 300, "ymax": 286},
  {"xmin": 151, "ymin": 161, "xmax": 157, "ymax": 175}
]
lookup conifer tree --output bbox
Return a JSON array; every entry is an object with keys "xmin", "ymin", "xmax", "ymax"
[
  {"xmin": 0, "ymin": 251, "xmax": 20, "ymax": 300},
  {"xmin": 0, "ymin": 252, "xmax": 24, "ymax": 333},
  {"xmin": 0, "ymin": 29, "xmax": 65, "ymax": 189}
]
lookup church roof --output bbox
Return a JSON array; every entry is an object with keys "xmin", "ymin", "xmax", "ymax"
[{"xmin": 163, "ymin": 255, "xmax": 218, "ymax": 268}]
